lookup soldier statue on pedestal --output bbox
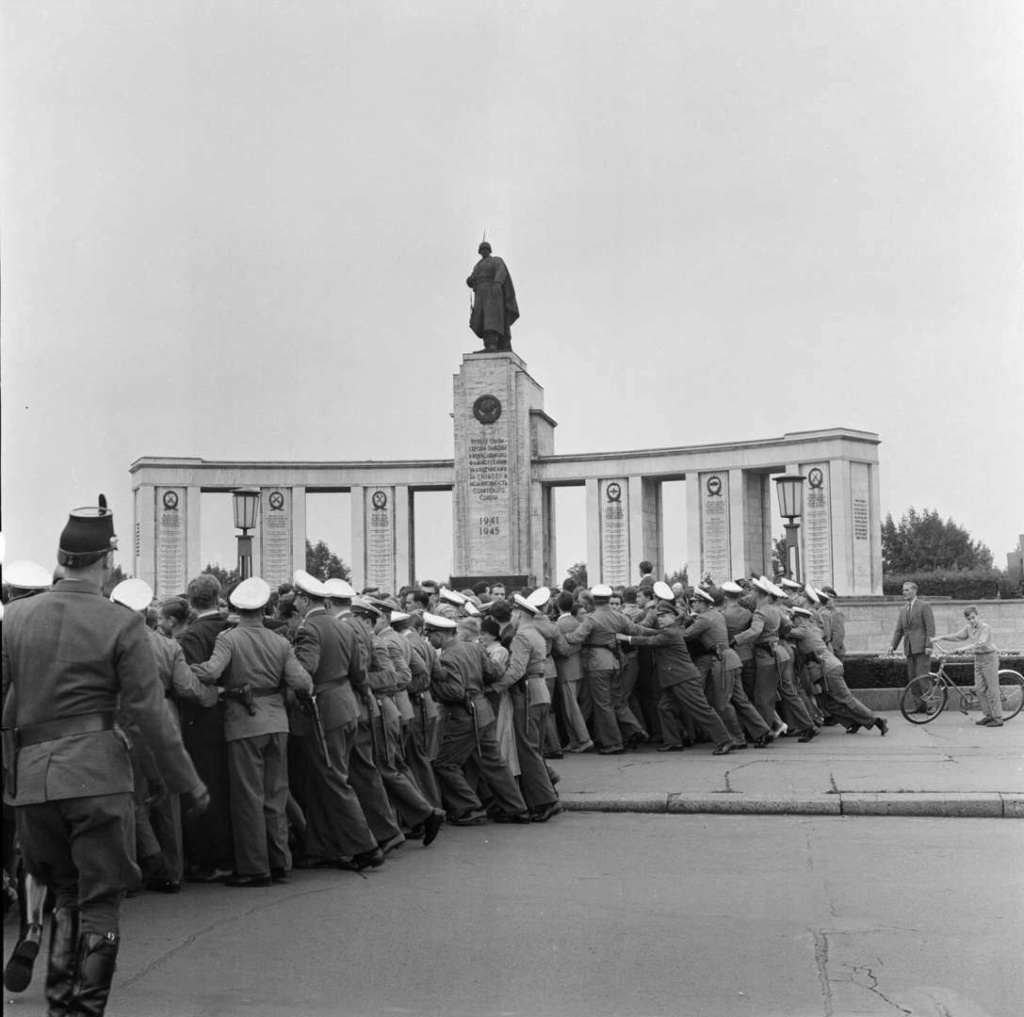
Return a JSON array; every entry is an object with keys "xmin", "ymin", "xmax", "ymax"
[{"xmin": 466, "ymin": 240, "xmax": 519, "ymax": 352}]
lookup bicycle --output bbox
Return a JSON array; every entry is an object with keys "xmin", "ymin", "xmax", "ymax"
[{"xmin": 898, "ymin": 652, "xmax": 1024, "ymax": 725}]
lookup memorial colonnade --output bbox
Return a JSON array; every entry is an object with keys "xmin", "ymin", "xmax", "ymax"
[{"xmin": 131, "ymin": 353, "xmax": 884, "ymax": 598}]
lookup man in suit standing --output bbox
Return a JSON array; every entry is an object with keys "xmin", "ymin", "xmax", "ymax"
[
  {"xmin": 2, "ymin": 497, "xmax": 207, "ymax": 1016},
  {"xmin": 886, "ymin": 581, "xmax": 936, "ymax": 711}
]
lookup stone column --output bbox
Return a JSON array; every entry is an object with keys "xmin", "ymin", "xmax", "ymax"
[
  {"xmin": 585, "ymin": 477, "xmax": 601, "ymax": 584},
  {"xmin": 394, "ymin": 485, "xmax": 412, "ymax": 592},
  {"xmin": 685, "ymin": 473, "xmax": 701, "ymax": 583},
  {"xmin": 828, "ymin": 460, "xmax": 854, "ymax": 595},
  {"xmin": 598, "ymin": 478, "xmax": 630, "ymax": 586},
  {"xmin": 153, "ymin": 486, "xmax": 188, "ymax": 598},
  {"xmin": 697, "ymin": 470, "xmax": 732, "ymax": 585},
  {"xmin": 350, "ymin": 485, "xmax": 366, "ymax": 591},
  {"xmin": 798, "ymin": 461, "xmax": 833, "ymax": 588},
  {"xmin": 868, "ymin": 463, "xmax": 883, "ymax": 594},
  {"xmin": 363, "ymin": 486, "xmax": 397, "ymax": 593},
  {"xmin": 728, "ymin": 468, "xmax": 746, "ymax": 581},
  {"xmin": 133, "ymin": 484, "xmax": 157, "ymax": 592},
  {"xmin": 291, "ymin": 486, "xmax": 306, "ymax": 584},
  {"xmin": 641, "ymin": 477, "xmax": 663, "ymax": 578},
  {"xmin": 452, "ymin": 351, "xmax": 549, "ymax": 583},
  {"xmin": 628, "ymin": 476, "xmax": 645, "ymax": 584},
  {"xmin": 259, "ymin": 486, "xmax": 294, "ymax": 590}
]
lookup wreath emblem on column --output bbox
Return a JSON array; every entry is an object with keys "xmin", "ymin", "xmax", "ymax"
[
  {"xmin": 268, "ymin": 491, "xmax": 285, "ymax": 511},
  {"xmin": 706, "ymin": 476, "xmax": 722, "ymax": 497},
  {"xmin": 472, "ymin": 394, "xmax": 503, "ymax": 425},
  {"xmin": 808, "ymin": 468, "xmax": 824, "ymax": 489},
  {"xmin": 606, "ymin": 482, "xmax": 622, "ymax": 502},
  {"xmin": 162, "ymin": 490, "xmax": 179, "ymax": 510},
  {"xmin": 372, "ymin": 490, "xmax": 388, "ymax": 510}
]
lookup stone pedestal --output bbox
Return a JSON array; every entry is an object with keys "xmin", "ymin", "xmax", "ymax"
[{"xmin": 451, "ymin": 351, "xmax": 555, "ymax": 585}]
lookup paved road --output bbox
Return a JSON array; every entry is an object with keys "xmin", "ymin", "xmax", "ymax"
[{"xmin": 7, "ymin": 813, "xmax": 1020, "ymax": 1017}]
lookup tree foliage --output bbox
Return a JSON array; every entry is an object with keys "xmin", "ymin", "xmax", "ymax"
[
  {"xmin": 665, "ymin": 565, "xmax": 689, "ymax": 587},
  {"xmin": 771, "ymin": 534, "xmax": 789, "ymax": 578},
  {"xmin": 202, "ymin": 562, "xmax": 240, "ymax": 591},
  {"xmin": 881, "ymin": 508, "xmax": 992, "ymax": 573},
  {"xmin": 565, "ymin": 561, "xmax": 588, "ymax": 588},
  {"xmin": 305, "ymin": 539, "xmax": 351, "ymax": 583}
]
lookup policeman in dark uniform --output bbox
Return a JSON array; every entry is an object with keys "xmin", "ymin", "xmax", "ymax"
[{"xmin": 2, "ymin": 497, "xmax": 208, "ymax": 1016}]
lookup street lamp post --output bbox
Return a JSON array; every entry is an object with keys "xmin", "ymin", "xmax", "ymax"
[
  {"xmin": 773, "ymin": 474, "xmax": 807, "ymax": 582},
  {"xmin": 232, "ymin": 487, "xmax": 261, "ymax": 580}
]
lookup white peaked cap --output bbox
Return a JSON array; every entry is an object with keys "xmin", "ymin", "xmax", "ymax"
[
  {"xmin": 231, "ymin": 577, "xmax": 271, "ymax": 610},
  {"xmin": 110, "ymin": 578, "xmax": 154, "ymax": 613},
  {"xmin": 322, "ymin": 577, "xmax": 356, "ymax": 599},
  {"xmin": 652, "ymin": 581, "xmax": 675, "ymax": 602},
  {"xmin": 422, "ymin": 611, "xmax": 457, "ymax": 630},
  {"xmin": 526, "ymin": 586, "xmax": 551, "ymax": 609},
  {"xmin": 513, "ymin": 594, "xmax": 539, "ymax": 615},
  {"xmin": 4, "ymin": 560, "xmax": 54, "ymax": 590},
  {"xmin": 293, "ymin": 570, "xmax": 328, "ymax": 597},
  {"xmin": 591, "ymin": 584, "xmax": 613, "ymax": 598}
]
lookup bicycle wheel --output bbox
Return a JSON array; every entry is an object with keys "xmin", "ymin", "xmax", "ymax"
[
  {"xmin": 997, "ymin": 670, "xmax": 1024, "ymax": 720},
  {"xmin": 899, "ymin": 673, "xmax": 948, "ymax": 724}
]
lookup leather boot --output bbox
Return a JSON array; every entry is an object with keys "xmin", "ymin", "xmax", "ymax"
[
  {"xmin": 45, "ymin": 906, "xmax": 80, "ymax": 1017},
  {"xmin": 73, "ymin": 931, "xmax": 120, "ymax": 1017}
]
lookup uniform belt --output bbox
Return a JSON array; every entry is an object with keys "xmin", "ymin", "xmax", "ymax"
[
  {"xmin": 248, "ymin": 687, "xmax": 283, "ymax": 698},
  {"xmin": 313, "ymin": 678, "xmax": 349, "ymax": 693},
  {"xmin": 17, "ymin": 711, "xmax": 116, "ymax": 747}
]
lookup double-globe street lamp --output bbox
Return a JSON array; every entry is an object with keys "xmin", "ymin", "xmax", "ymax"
[
  {"xmin": 773, "ymin": 473, "xmax": 807, "ymax": 582},
  {"xmin": 232, "ymin": 487, "xmax": 261, "ymax": 580}
]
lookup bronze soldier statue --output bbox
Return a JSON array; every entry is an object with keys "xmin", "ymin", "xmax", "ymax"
[{"xmin": 467, "ymin": 241, "xmax": 519, "ymax": 352}]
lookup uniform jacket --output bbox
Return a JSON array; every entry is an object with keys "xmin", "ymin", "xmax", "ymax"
[
  {"xmin": 433, "ymin": 640, "xmax": 500, "ymax": 726},
  {"xmin": 148, "ymin": 629, "xmax": 219, "ymax": 711},
  {"xmin": 733, "ymin": 602, "xmax": 786, "ymax": 653},
  {"xmin": 552, "ymin": 614, "xmax": 583, "ymax": 684},
  {"xmin": 684, "ymin": 609, "xmax": 741, "ymax": 673},
  {"xmin": 624, "ymin": 621, "xmax": 702, "ymax": 687},
  {"xmin": 890, "ymin": 599, "xmax": 935, "ymax": 656},
  {"xmin": 788, "ymin": 622, "xmax": 843, "ymax": 676},
  {"xmin": 192, "ymin": 616, "xmax": 312, "ymax": 742},
  {"xmin": 2, "ymin": 578, "xmax": 201, "ymax": 805},
  {"xmin": 721, "ymin": 601, "xmax": 755, "ymax": 662},
  {"xmin": 292, "ymin": 608, "xmax": 363, "ymax": 732},
  {"xmin": 563, "ymin": 606, "xmax": 641, "ymax": 672},
  {"xmin": 824, "ymin": 606, "xmax": 847, "ymax": 659}
]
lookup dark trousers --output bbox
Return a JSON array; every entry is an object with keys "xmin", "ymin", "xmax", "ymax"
[
  {"xmin": 404, "ymin": 712, "xmax": 441, "ymax": 810},
  {"xmin": 580, "ymin": 667, "xmax": 644, "ymax": 750},
  {"xmin": 433, "ymin": 708, "xmax": 527, "ymax": 819},
  {"xmin": 509, "ymin": 690, "xmax": 557, "ymax": 810},
  {"xmin": 179, "ymin": 701, "xmax": 233, "ymax": 872},
  {"xmin": 227, "ymin": 733, "xmax": 291, "ymax": 877},
  {"xmin": 348, "ymin": 719, "xmax": 403, "ymax": 843},
  {"xmin": 17, "ymin": 793, "xmax": 135, "ymax": 934},
  {"xmin": 371, "ymin": 712, "xmax": 433, "ymax": 828},
  {"xmin": 300, "ymin": 721, "xmax": 377, "ymax": 860},
  {"xmin": 657, "ymin": 678, "xmax": 732, "ymax": 749}
]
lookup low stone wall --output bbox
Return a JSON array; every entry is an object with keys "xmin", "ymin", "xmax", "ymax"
[{"xmin": 840, "ymin": 599, "xmax": 1024, "ymax": 655}]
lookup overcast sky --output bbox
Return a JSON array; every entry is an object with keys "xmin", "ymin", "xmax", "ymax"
[{"xmin": 3, "ymin": 1, "xmax": 1022, "ymax": 584}]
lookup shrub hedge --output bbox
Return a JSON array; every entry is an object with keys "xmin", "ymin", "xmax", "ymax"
[
  {"xmin": 843, "ymin": 654, "xmax": 1024, "ymax": 689},
  {"xmin": 882, "ymin": 570, "xmax": 1010, "ymax": 600}
]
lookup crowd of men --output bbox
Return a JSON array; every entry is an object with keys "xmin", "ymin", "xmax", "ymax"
[{"xmin": 2, "ymin": 498, "xmax": 881, "ymax": 1015}]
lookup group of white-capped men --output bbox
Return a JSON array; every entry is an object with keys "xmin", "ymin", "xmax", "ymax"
[{"xmin": 2, "ymin": 552, "xmax": 882, "ymax": 999}]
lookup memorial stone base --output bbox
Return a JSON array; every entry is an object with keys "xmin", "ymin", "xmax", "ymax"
[{"xmin": 451, "ymin": 351, "xmax": 555, "ymax": 584}]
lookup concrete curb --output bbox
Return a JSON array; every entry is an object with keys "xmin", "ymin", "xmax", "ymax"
[{"xmin": 560, "ymin": 792, "xmax": 1024, "ymax": 818}]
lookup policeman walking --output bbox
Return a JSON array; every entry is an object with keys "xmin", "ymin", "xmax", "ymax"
[{"xmin": 2, "ymin": 497, "xmax": 208, "ymax": 1016}]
